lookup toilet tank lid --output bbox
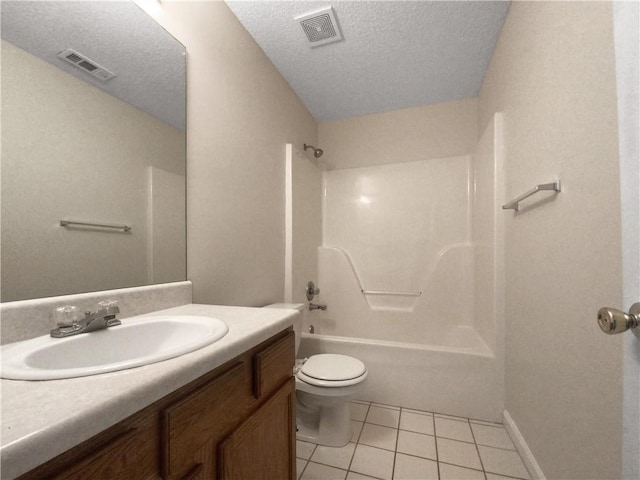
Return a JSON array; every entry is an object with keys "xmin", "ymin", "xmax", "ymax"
[{"xmin": 264, "ymin": 303, "xmax": 305, "ymax": 312}]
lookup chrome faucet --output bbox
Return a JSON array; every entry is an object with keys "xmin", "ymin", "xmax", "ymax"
[
  {"xmin": 309, "ymin": 303, "xmax": 327, "ymax": 311},
  {"xmin": 50, "ymin": 305, "xmax": 121, "ymax": 338}
]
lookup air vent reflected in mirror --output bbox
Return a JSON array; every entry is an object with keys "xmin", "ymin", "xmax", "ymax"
[{"xmin": 57, "ymin": 48, "xmax": 116, "ymax": 81}]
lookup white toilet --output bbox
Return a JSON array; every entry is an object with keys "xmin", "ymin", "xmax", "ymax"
[{"xmin": 265, "ymin": 303, "xmax": 368, "ymax": 447}]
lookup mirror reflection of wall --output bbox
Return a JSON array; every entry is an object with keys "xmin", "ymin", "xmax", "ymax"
[{"xmin": 1, "ymin": 1, "xmax": 187, "ymax": 303}]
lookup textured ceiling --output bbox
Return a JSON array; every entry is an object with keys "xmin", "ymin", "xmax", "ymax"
[
  {"xmin": 1, "ymin": 1, "xmax": 186, "ymax": 131},
  {"xmin": 226, "ymin": 1, "xmax": 510, "ymax": 122}
]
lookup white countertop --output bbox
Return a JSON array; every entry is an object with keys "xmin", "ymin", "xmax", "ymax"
[{"xmin": 0, "ymin": 303, "xmax": 296, "ymax": 479}]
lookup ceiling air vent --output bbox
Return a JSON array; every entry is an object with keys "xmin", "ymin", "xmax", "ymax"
[
  {"xmin": 295, "ymin": 7, "xmax": 343, "ymax": 48},
  {"xmin": 57, "ymin": 49, "xmax": 116, "ymax": 82}
]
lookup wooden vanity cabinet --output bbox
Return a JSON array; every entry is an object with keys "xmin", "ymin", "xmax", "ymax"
[{"xmin": 18, "ymin": 329, "xmax": 295, "ymax": 480}]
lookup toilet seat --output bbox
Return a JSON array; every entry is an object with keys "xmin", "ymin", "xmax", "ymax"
[{"xmin": 297, "ymin": 354, "xmax": 367, "ymax": 388}]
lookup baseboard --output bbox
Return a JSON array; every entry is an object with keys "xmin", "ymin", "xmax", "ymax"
[{"xmin": 503, "ymin": 410, "xmax": 546, "ymax": 480}]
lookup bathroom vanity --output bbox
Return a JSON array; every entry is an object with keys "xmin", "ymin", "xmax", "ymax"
[{"xmin": 0, "ymin": 304, "xmax": 297, "ymax": 479}]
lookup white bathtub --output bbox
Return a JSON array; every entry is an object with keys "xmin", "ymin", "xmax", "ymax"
[{"xmin": 298, "ymin": 328, "xmax": 504, "ymax": 422}]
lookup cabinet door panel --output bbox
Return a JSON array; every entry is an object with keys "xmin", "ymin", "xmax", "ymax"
[
  {"xmin": 162, "ymin": 362, "xmax": 248, "ymax": 479},
  {"xmin": 219, "ymin": 378, "xmax": 295, "ymax": 480},
  {"xmin": 180, "ymin": 463, "xmax": 204, "ymax": 480}
]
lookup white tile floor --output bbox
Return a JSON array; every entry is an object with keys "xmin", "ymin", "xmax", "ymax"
[{"xmin": 296, "ymin": 401, "xmax": 530, "ymax": 480}]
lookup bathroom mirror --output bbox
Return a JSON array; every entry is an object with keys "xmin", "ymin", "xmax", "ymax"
[{"xmin": 1, "ymin": 1, "xmax": 187, "ymax": 302}]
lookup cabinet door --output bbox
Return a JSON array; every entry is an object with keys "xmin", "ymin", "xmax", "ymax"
[
  {"xmin": 162, "ymin": 362, "xmax": 249, "ymax": 479},
  {"xmin": 218, "ymin": 378, "xmax": 295, "ymax": 480}
]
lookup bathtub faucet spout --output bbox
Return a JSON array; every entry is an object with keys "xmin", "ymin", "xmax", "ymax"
[{"xmin": 309, "ymin": 303, "xmax": 327, "ymax": 311}]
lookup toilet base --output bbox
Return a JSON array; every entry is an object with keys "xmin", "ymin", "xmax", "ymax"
[{"xmin": 296, "ymin": 391, "xmax": 353, "ymax": 447}]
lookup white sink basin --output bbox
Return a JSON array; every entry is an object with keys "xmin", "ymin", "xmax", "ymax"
[{"xmin": 1, "ymin": 315, "xmax": 229, "ymax": 380}]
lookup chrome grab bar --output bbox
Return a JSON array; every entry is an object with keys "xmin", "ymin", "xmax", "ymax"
[
  {"xmin": 60, "ymin": 220, "xmax": 132, "ymax": 232},
  {"xmin": 502, "ymin": 180, "xmax": 561, "ymax": 211}
]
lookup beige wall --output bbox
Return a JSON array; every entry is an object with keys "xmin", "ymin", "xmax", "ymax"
[
  {"xmin": 319, "ymin": 98, "xmax": 477, "ymax": 169},
  {"xmin": 147, "ymin": 2, "xmax": 317, "ymax": 306},
  {"xmin": 478, "ymin": 2, "xmax": 623, "ymax": 478}
]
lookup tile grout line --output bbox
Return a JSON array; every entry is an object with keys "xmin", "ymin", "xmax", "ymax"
[
  {"xmin": 346, "ymin": 401, "xmax": 371, "ymax": 477},
  {"xmin": 432, "ymin": 411, "xmax": 441, "ymax": 480},
  {"xmin": 298, "ymin": 458, "xmax": 310, "ymax": 480},
  {"xmin": 372, "ymin": 402, "xmax": 403, "ymax": 410},
  {"xmin": 305, "ymin": 442, "xmax": 318, "ymax": 477},
  {"xmin": 476, "ymin": 443, "xmax": 519, "ymax": 453},
  {"xmin": 434, "ymin": 411, "xmax": 502, "ymax": 426},
  {"xmin": 393, "ymin": 448, "xmax": 490, "ymax": 473},
  {"xmin": 390, "ymin": 407, "xmax": 403, "ymax": 480},
  {"xmin": 468, "ymin": 417, "xmax": 488, "ymax": 480},
  {"xmin": 434, "ymin": 434, "xmax": 478, "ymax": 446},
  {"xmin": 470, "ymin": 421, "xmax": 507, "ymax": 429},
  {"xmin": 357, "ymin": 442, "xmax": 402, "ymax": 454},
  {"xmin": 304, "ymin": 461, "xmax": 351, "ymax": 479},
  {"xmin": 393, "ymin": 450, "xmax": 444, "ymax": 464},
  {"xmin": 438, "ymin": 459, "xmax": 486, "ymax": 473},
  {"xmin": 430, "ymin": 433, "xmax": 519, "ymax": 451}
]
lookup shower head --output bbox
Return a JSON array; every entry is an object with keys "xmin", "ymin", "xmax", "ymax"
[{"xmin": 304, "ymin": 143, "xmax": 324, "ymax": 158}]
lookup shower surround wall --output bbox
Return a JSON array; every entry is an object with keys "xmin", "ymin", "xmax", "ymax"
[
  {"xmin": 295, "ymin": 100, "xmax": 505, "ymax": 420},
  {"xmin": 319, "ymin": 155, "xmax": 475, "ymax": 341}
]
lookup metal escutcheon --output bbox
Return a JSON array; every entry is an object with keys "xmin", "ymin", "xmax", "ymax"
[{"xmin": 597, "ymin": 302, "xmax": 640, "ymax": 338}]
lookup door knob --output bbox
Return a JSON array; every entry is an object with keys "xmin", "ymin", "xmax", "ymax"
[{"xmin": 597, "ymin": 302, "xmax": 640, "ymax": 337}]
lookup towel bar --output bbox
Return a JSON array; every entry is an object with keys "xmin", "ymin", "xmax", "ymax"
[
  {"xmin": 502, "ymin": 181, "xmax": 561, "ymax": 211},
  {"xmin": 60, "ymin": 220, "xmax": 132, "ymax": 232}
]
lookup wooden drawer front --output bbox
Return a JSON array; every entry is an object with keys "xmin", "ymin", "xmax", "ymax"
[
  {"xmin": 253, "ymin": 330, "xmax": 295, "ymax": 399},
  {"xmin": 162, "ymin": 362, "xmax": 248, "ymax": 479}
]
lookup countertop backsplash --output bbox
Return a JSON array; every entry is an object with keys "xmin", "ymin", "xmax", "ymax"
[{"xmin": 0, "ymin": 281, "xmax": 192, "ymax": 345}]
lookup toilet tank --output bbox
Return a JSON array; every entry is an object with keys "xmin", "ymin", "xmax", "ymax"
[{"xmin": 264, "ymin": 303, "xmax": 305, "ymax": 355}]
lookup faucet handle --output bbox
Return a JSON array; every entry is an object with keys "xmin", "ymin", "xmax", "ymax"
[
  {"xmin": 97, "ymin": 299, "xmax": 120, "ymax": 315},
  {"xmin": 53, "ymin": 305, "xmax": 80, "ymax": 327},
  {"xmin": 97, "ymin": 299, "xmax": 120, "ymax": 325},
  {"xmin": 306, "ymin": 281, "xmax": 320, "ymax": 301},
  {"xmin": 97, "ymin": 299, "xmax": 118, "ymax": 309}
]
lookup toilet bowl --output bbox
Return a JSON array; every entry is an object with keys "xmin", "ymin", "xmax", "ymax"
[{"xmin": 265, "ymin": 303, "xmax": 367, "ymax": 447}]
